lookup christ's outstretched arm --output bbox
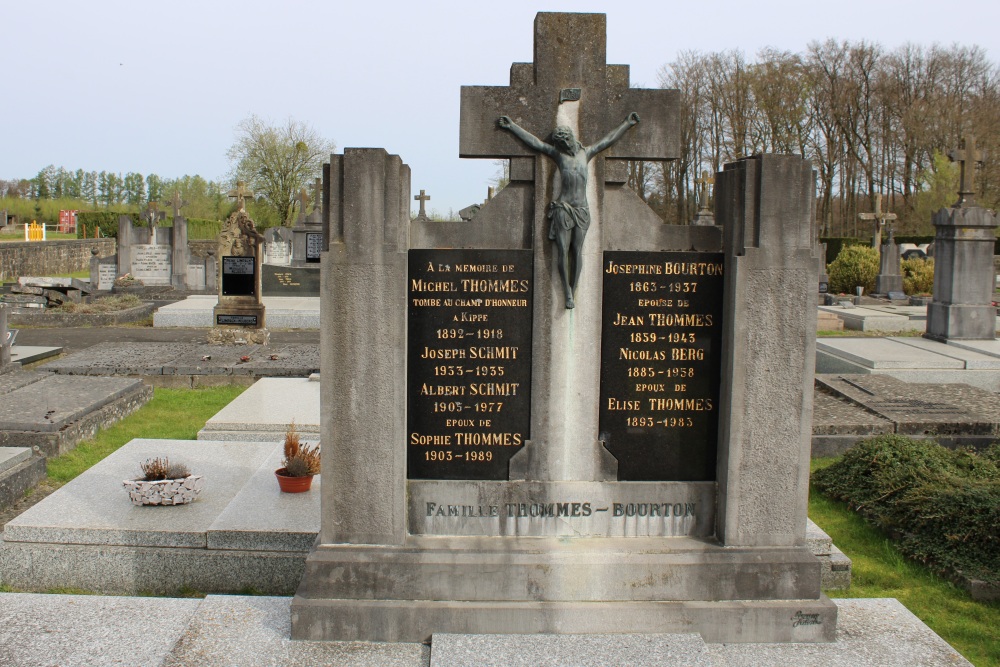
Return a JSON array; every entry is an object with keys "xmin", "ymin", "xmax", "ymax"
[
  {"xmin": 497, "ymin": 116, "xmax": 557, "ymax": 158},
  {"xmin": 586, "ymin": 112, "xmax": 640, "ymax": 159}
]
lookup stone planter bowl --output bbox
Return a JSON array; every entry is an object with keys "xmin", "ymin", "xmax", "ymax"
[{"xmin": 123, "ymin": 475, "xmax": 204, "ymax": 506}]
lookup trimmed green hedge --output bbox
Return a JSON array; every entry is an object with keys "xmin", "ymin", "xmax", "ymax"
[{"xmin": 813, "ymin": 434, "xmax": 1000, "ymax": 585}]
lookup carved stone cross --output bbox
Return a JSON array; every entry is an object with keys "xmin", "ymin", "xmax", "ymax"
[
  {"xmin": 948, "ymin": 135, "xmax": 984, "ymax": 208},
  {"xmin": 859, "ymin": 194, "xmax": 897, "ymax": 248},
  {"xmin": 696, "ymin": 170, "xmax": 714, "ymax": 211},
  {"xmin": 459, "ymin": 13, "xmax": 679, "ymax": 175},
  {"xmin": 168, "ymin": 190, "xmax": 188, "ymax": 218},
  {"xmin": 297, "ymin": 187, "xmax": 309, "ymax": 224},
  {"xmin": 227, "ymin": 181, "xmax": 253, "ymax": 211},
  {"xmin": 414, "ymin": 190, "xmax": 430, "ymax": 219},
  {"xmin": 312, "ymin": 178, "xmax": 322, "ymax": 213}
]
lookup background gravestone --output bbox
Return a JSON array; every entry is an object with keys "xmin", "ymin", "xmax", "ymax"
[
  {"xmin": 293, "ymin": 12, "xmax": 831, "ymax": 645},
  {"xmin": 925, "ymin": 136, "xmax": 998, "ymax": 341},
  {"xmin": 210, "ymin": 197, "xmax": 267, "ymax": 343}
]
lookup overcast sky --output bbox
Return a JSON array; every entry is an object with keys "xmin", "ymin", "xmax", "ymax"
[{"xmin": 3, "ymin": 0, "xmax": 998, "ymax": 216}]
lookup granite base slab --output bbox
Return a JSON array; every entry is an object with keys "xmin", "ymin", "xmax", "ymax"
[
  {"xmin": 0, "ymin": 595, "xmax": 970, "ymax": 667},
  {"xmin": 0, "ymin": 452, "xmax": 46, "ymax": 510},
  {"xmin": 9, "ymin": 345, "xmax": 61, "ymax": 365}
]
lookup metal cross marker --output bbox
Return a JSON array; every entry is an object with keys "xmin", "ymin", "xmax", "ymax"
[
  {"xmin": 414, "ymin": 190, "xmax": 431, "ymax": 219},
  {"xmin": 858, "ymin": 194, "xmax": 897, "ymax": 248},
  {"xmin": 168, "ymin": 190, "xmax": 188, "ymax": 218},
  {"xmin": 948, "ymin": 135, "xmax": 984, "ymax": 208},
  {"xmin": 695, "ymin": 170, "xmax": 714, "ymax": 212},
  {"xmin": 227, "ymin": 181, "xmax": 254, "ymax": 211}
]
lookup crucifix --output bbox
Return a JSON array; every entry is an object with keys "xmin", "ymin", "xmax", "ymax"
[
  {"xmin": 695, "ymin": 170, "xmax": 714, "ymax": 212},
  {"xmin": 949, "ymin": 135, "xmax": 984, "ymax": 208},
  {"xmin": 142, "ymin": 201, "xmax": 165, "ymax": 242},
  {"xmin": 458, "ymin": 12, "xmax": 679, "ymax": 481},
  {"xmin": 227, "ymin": 181, "xmax": 253, "ymax": 211},
  {"xmin": 414, "ymin": 190, "xmax": 430, "ymax": 220},
  {"xmin": 858, "ymin": 194, "xmax": 897, "ymax": 248},
  {"xmin": 498, "ymin": 112, "xmax": 640, "ymax": 308},
  {"xmin": 168, "ymin": 190, "xmax": 188, "ymax": 218},
  {"xmin": 460, "ymin": 13, "xmax": 678, "ymax": 310}
]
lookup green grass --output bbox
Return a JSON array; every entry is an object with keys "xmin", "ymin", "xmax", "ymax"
[
  {"xmin": 46, "ymin": 385, "xmax": 247, "ymax": 484},
  {"xmin": 810, "ymin": 457, "xmax": 1000, "ymax": 666}
]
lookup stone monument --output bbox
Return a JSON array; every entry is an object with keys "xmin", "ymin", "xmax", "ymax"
[
  {"xmin": 292, "ymin": 12, "xmax": 831, "ymax": 644},
  {"xmin": 875, "ymin": 228, "xmax": 904, "ymax": 296},
  {"xmin": 413, "ymin": 189, "xmax": 431, "ymax": 221},
  {"xmin": 925, "ymin": 135, "xmax": 998, "ymax": 341},
  {"xmin": 210, "ymin": 181, "xmax": 268, "ymax": 344},
  {"xmin": 290, "ymin": 178, "xmax": 324, "ymax": 266},
  {"xmin": 691, "ymin": 169, "xmax": 716, "ymax": 226}
]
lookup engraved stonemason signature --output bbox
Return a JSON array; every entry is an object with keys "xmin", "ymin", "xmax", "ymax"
[
  {"xmin": 497, "ymin": 112, "xmax": 640, "ymax": 309},
  {"xmin": 791, "ymin": 611, "xmax": 823, "ymax": 627}
]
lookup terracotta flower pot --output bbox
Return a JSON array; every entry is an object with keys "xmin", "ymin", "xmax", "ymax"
[{"xmin": 275, "ymin": 468, "xmax": 314, "ymax": 493}]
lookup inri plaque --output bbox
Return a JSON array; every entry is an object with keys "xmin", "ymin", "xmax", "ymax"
[
  {"xmin": 407, "ymin": 249, "xmax": 533, "ymax": 480},
  {"xmin": 599, "ymin": 251, "xmax": 724, "ymax": 481}
]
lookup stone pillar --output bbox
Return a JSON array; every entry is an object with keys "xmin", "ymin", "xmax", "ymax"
[
  {"xmin": 875, "ymin": 237, "xmax": 903, "ymax": 295},
  {"xmin": 0, "ymin": 303, "xmax": 11, "ymax": 370},
  {"xmin": 171, "ymin": 215, "xmax": 189, "ymax": 290},
  {"xmin": 714, "ymin": 154, "xmax": 819, "ymax": 548},
  {"xmin": 316, "ymin": 148, "xmax": 410, "ymax": 546},
  {"xmin": 116, "ymin": 215, "xmax": 133, "ymax": 277}
]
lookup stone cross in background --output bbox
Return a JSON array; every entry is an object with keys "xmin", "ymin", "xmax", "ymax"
[
  {"xmin": 949, "ymin": 135, "xmax": 984, "ymax": 208},
  {"xmin": 227, "ymin": 181, "xmax": 253, "ymax": 211},
  {"xmin": 296, "ymin": 187, "xmax": 309, "ymax": 224},
  {"xmin": 168, "ymin": 190, "xmax": 188, "ymax": 218},
  {"xmin": 859, "ymin": 194, "xmax": 897, "ymax": 248},
  {"xmin": 414, "ymin": 189, "xmax": 430, "ymax": 220},
  {"xmin": 312, "ymin": 178, "xmax": 322, "ymax": 214},
  {"xmin": 696, "ymin": 170, "xmax": 714, "ymax": 212}
]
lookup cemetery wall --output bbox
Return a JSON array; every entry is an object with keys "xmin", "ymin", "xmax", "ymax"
[{"xmin": 0, "ymin": 239, "xmax": 115, "ymax": 280}]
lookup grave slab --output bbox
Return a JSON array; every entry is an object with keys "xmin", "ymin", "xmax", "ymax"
[
  {"xmin": 3, "ymin": 439, "xmax": 276, "ymax": 548},
  {"xmin": 154, "ymin": 295, "xmax": 319, "ymax": 329},
  {"xmin": 891, "ymin": 336, "xmax": 1000, "ymax": 369},
  {"xmin": 199, "ymin": 377, "xmax": 320, "ymax": 441},
  {"xmin": 817, "ymin": 306, "xmax": 916, "ymax": 332},
  {"xmin": 816, "ymin": 374, "xmax": 1000, "ymax": 436},
  {"xmin": 0, "ymin": 593, "xmax": 203, "ymax": 667},
  {"xmin": 9, "ymin": 345, "xmax": 61, "ymax": 365},
  {"xmin": 943, "ymin": 337, "xmax": 1000, "ymax": 359},
  {"xmin": 0, "ymin": 375, "xmax": 146, "ymax": 432},
  {"xmin": 0, "ymin": 447, "xmax": 31, "ymax": 475},
  {"xmin": 207, "ymin": 444, "xmax": 321, "ymax": 552},
  {"xmin": 816, "ymin": 338, "xmax": 965, "ymax": 370}
]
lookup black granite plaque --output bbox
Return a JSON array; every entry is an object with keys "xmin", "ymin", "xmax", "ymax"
[
  {"xmin": 306, "ymin": 233, "xmax": 322, "ymax": 262},
  {"xmin": 407, "ymin": 249, "xmax": 533, "ymax": 480},
  {"xmin": 222, "ymin": 256, "xmax": 256, "ymax": 296},
  {"xmin": 262, "ymin": 265, "xmax": 321, "ymax": 295},
  {"xmin": 599, "ymin": 251, "xmax": 724, "ymax": 481},
  {"xmin": 217, "ymin": 314, "xmax": 258, "ymax": 326}
]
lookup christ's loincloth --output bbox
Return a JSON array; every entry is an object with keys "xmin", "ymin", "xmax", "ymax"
[{"xmin": 547, "ymin": 201, "xmax": 591, "ymax": 240}]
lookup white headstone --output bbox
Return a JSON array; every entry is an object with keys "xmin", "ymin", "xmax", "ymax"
[
  {"xmin": 130, "ymin": 245, "xmax": 172, "ymax": 285},
  {"xmin": 265, "ymin": 241, "xmax": 292, "ymax": 265},
  {"xmin": 97, "ymin": 264, "xmax": 116, "ymax": 291}
]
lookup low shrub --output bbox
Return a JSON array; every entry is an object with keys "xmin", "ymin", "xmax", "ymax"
[
  {"xmin": 812, "ymin": 434, "xmax": 1000, "ymax": 585},
  {"xmin": 902, "ymin": 257, "xmax": 935, "ymax": 295},
  {"xmin": 827, "ymin": 244, "xmax": 880, "ymax": 294}
]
